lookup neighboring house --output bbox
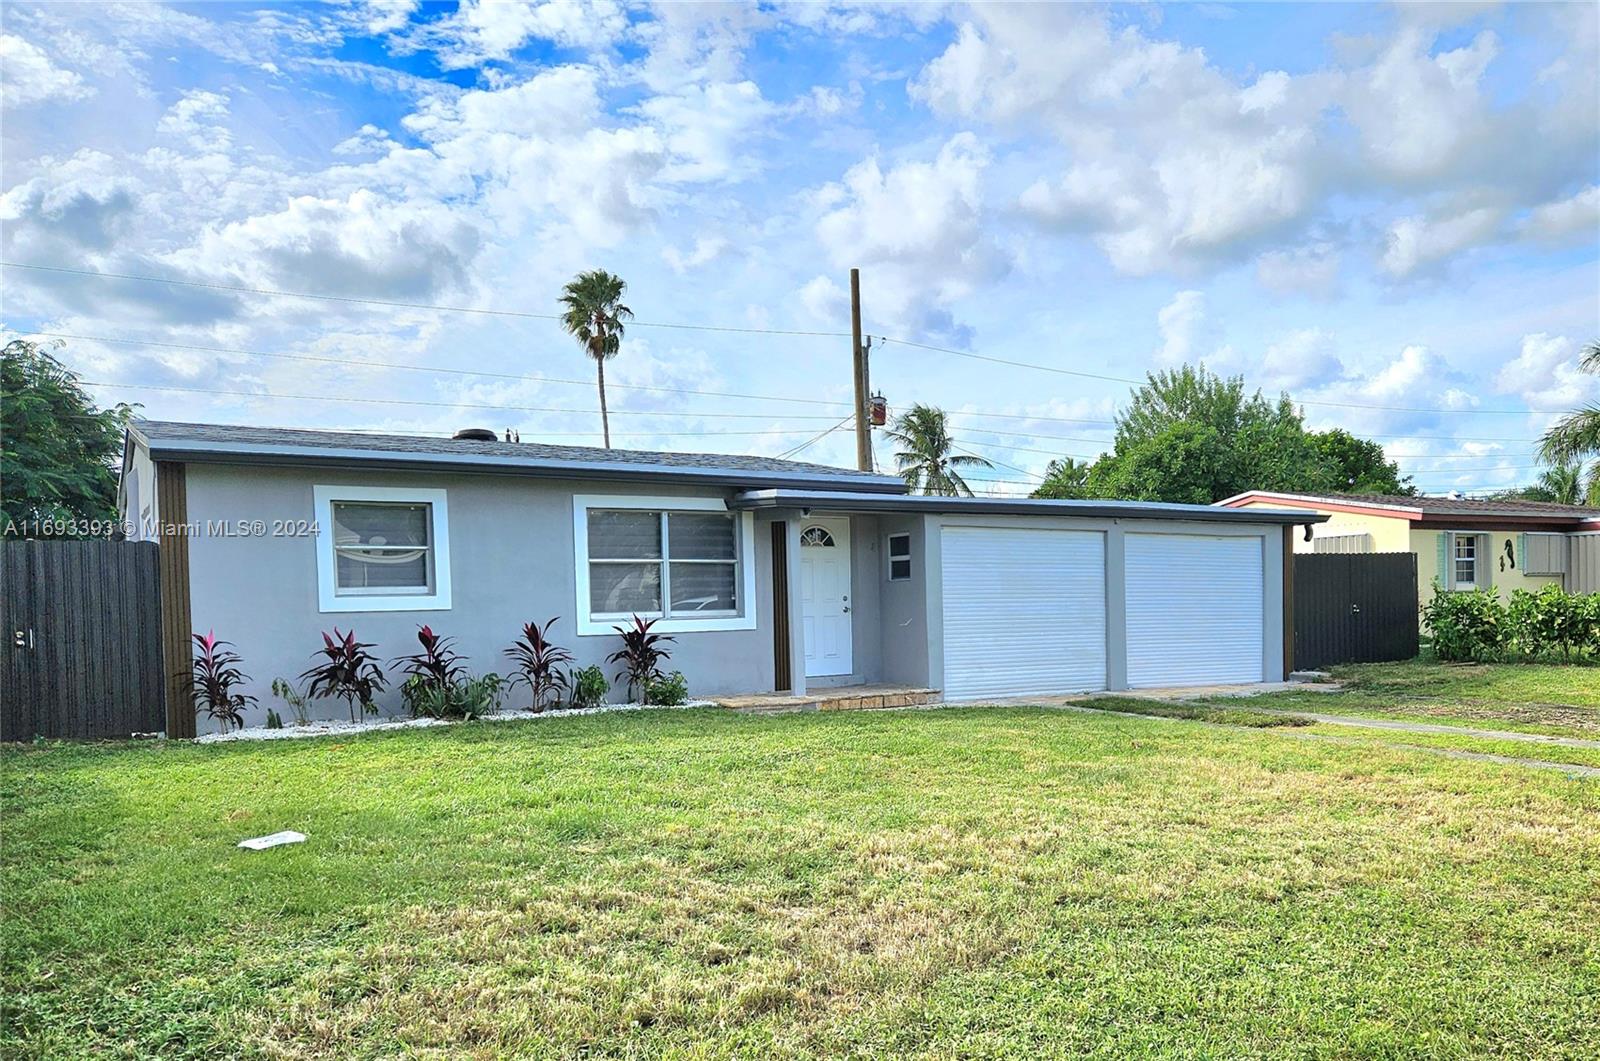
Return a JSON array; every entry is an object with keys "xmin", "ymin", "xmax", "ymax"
[
  {"xmin": 1218, "ymin": 491, "xmax": 1600, "ymax": 611},
  {"xmin": 120, "ymin": 420, "xmax": 1325, "ymax": 732}
]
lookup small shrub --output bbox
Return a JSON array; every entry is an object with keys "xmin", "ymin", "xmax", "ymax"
[
  {"xmin": 504, "ymin": 618, "xmax": 574, "ymax": 712},
  {"xmin": 300, "ymin": 628, "xmax": 387, "ymax": 722},
  {"xmin": 607, "ymin": 615, "xmax": 676, "ymax": 702},
  {"xmin": 265, "ymin": 708, "xmax": 284, "ymax": 730},
  {"xmin": 392, "ymin": 625, "xmax": 467, "ymax": 690},
  {"xmin": 269, "ymin": 678, "xmax": 312, "ymax": 726},
  {"xmin": 1421, "ymin": 584, "xmax": 1505, "ymax": 662},
  {"xmin": 401, "ymin": 672, "xmax": 507, "ymax": 720},
  {"xmin": 1507, "ymin": 585, "xmax": 1600, "ymax": 660},
  {"xmin": 570, "ymin": 665, "xmax": 608, "ymax": 709},
  {"xmin": 190, "ymin": 631, "xmax": 257, "ymax": 733},
  {"xmin": 644, "ymin": 670, "xmax": 689, "ymax": 707}
]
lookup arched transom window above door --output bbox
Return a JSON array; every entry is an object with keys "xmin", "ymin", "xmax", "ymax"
[{"xmin": 801, "ymin": 526, "xmax": 836, "ymax": 547}]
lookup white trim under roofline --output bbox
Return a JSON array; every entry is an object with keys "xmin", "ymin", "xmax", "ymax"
[
  {"xmin": 139, "ymin": 437, "xmax": 906, "ymax": 493},
  {"xmin": 1216, "ymin": 490, "xmax": 1425, "ymax": 518},
  {"xmin": 729, "ymin": 489, "xmax": 1328, "ymax": 525}
]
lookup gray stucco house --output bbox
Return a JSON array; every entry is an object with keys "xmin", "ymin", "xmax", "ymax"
[{"xmin": 119, "ymin": 420, "xmax": 1323, "ymax": 733}]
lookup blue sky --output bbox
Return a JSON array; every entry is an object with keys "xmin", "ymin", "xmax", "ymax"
[{"xmin": 2, "ymin": 1, "xmax": 1597, "ymax": 495}]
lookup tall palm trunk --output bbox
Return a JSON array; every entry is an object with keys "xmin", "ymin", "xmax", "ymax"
[{"xmin": 595, "ymin": 355, "xmax": 611, "ymax": 449}]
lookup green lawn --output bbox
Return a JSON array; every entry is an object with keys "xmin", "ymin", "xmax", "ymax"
[
  {"xmin": 4, "ymin": 705, "xmax": 1598, "ymax": 1058},
  {"xmin": 1184, "ymin": 658, "xmax": 1600, "ymax": 741}
]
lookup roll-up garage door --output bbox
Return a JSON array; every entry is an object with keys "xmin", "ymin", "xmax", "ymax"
[
  {"xmin": 941, "ymin": 527, "xmax": 1106, "ymax": 700},
  {"xmin": 1126, "ymin": 533, "xmax": 1264, "ymax": 687}
]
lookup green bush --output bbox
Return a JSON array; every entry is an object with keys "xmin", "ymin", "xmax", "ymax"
[
  {"xmin": 569, "ymin": 665, "xmax": 608, "ymax": 710},
  {"xmin": 1506, "ymin": 585, "xmax": 1600, "ymax": 660},
  {"xmin": 644, "ymin": 671, "xmax": 689, "ymax": 707},
  {"xmin": 401, "ymin": 672, "xmax": 507, "ymax": 720},
  {"xmin": 1421, "ymin": 584, "xmax": 1505, "ymax": 662},
  {"xmin": 1425, "ymin": 582, "xmax": 1600, "ymax": 663}
]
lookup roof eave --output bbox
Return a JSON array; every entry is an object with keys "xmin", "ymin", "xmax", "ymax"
[
  {"xmin": 732, "ymin": 489, "xmax": 1329, "ymax": 525},
  {"xmin": 140, "ymin": 438, "xmax": 909, "ymax": 494},
  {"xmin": 1217, "ymin": 490, "xmax": 1424, "ymax": 520}
]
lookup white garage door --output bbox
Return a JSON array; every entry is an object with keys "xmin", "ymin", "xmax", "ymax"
[
  {"xmin": 1126, "ymin": 533, "xmax": 1264, "ymax": 688},
  {"xmin": 941, "ymin": 527, "xmax": 1106, "ymax": 700}
]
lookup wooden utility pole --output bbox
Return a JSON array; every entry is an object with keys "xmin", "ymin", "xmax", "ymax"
[{"xmin": 850, "ymin": 267, "xmax": 871, "ymax": 471}]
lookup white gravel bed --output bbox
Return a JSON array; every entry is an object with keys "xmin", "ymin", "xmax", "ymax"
[{"xmin": 192, "ymin": 700, "xmax": 712, "ymax": 743}]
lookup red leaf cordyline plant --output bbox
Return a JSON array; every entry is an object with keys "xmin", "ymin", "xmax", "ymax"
[
  {"xmin": 392, "ymin": 624, "xmax": 467, "ymax": 689},
  {"xmin": 606, "ymin": 615, "xmax": 675, "ymax": 702},
  {"xmin": 191, "ymin": 631, "xmax": 257, "ymax": 733},
  {"xmin": 299, "ymin": 628, "xmax": 388, "ymax": 723},
  {"xmin": 504, "ymin": 618, "xmax": 574, "ymax": 712}
]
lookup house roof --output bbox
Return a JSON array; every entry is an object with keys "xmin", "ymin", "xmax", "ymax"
[
  {"xmin": 731, "ymin": 489, "xmax": 1328, "ymax": 525},
  {"xmin": 1218, "ymin": 490, "xmax": 1600, "ymax": 524},
  {"xmin": 128, "ymin": 420, "xmax": 908, "ymax": 493}
]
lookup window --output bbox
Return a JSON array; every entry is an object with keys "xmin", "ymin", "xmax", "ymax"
[
  {"xmin": 887, "ymin": 532, "xmax": 912, "ymax": 581},
  {"xmin": 314, "ymin": 486, "xmax": 451, "ymax": 612},
  {"xmin": 1453, "ymin": 534, "xmax": 1477, "ymax": 589},
  {"xmin": 801, "ymin": 525, "xmax": 836, "ymax": 547},
  {"xmin": 574, "ymin": 496, "xmax": 756, "ymax": 635}
]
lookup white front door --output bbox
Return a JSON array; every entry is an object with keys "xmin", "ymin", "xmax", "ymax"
[{"xmin": 800, "ymin": 518, "xmax": 853, "ymax": 677}]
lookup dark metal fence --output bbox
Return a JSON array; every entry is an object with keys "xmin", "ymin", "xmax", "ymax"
[
  {"xmin": 1293, "ymin": 552, "xmax": 1419, "ymax": 670},
  {"xmin": 2, "ymin": 539, "xmax": 166, "ymax": 740}
]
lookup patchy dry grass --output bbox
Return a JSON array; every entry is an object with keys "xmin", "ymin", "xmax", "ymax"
[
  {"xmin": 1075, "ymin": 696, "xmax": 1314, "ymax": 728},
  {"xmin": 4, "ymin": 707, "xmax": 1598, "ymax": 1058}
]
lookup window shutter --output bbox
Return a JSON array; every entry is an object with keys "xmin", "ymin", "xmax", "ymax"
[
  {"xmin": 1436, "ymin": 532, "xmax": 1450, "ymax": 588},
  {"xmin": 1478, "ymin": 533, "xmax": 1492, "ymax": 589},
  {"xmin": 1517, "ymin": 533, "xmax": 1527, "ymax": 572}
]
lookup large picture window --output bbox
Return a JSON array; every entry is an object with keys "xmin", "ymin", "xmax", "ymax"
[
  {"xmin": 314, "ymin": 486, "xmax": 451, "ymax": 612},
  {"xmin": 575, "ymin": 496, "xmax": 756, "ymax": 634}
]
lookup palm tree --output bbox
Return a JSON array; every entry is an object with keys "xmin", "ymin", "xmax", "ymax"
[
  {"xmin": 559, "ymin": 270, "xmax": 633, "ymax": 449},
  {"xmin": 1539, "ymin": 340, "xmax": 1600, "ymax": 470},
  {"xmin": 1531, "ymin": 461, "xmax": 1585, "ymax": 505},
  {"xmin": 886, "ymin": 403, "xmax": 992, "ymax": 496}
]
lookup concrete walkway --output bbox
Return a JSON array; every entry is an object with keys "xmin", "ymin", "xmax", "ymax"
[{"xmin": 1250, "ymin": 709, "xmax": 1600, "ymax": 750}]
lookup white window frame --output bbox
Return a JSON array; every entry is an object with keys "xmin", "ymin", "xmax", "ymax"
[
  {"xmin": 1451, "ymin": 532, "xmax": 1478, "ymax": 590},
  {"xmin": 313, "ymin": 485, "xmax": 452, "ymax": 613},
  {"xmin": 573, "ymin": 494, "xmax": 757, "ymax": 636},
  {"xmin": 886, "ymin": 532, "xmax": 912, "ymax": 581}
]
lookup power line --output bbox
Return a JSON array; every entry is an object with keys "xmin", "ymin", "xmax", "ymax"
[
  {"xmin": 0, "ymin": 261, "xmax": 850, "ymax": 338},
  {"xmin": 776, "ymin": 415, "xmax": 857, "ymax": 460},
  {"xmin": 78, "ymin": 380, "xmax": 847, "ymax": 421},
  {"xmin": 28, "ymin": 331, "xmax": 856, "ymax": 408}
]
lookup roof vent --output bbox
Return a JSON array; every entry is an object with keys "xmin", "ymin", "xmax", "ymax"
[{"xmin": 452, "ymin": 427, "xmax": 498, "ymax": 442}]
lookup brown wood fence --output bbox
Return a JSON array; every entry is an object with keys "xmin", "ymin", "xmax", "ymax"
[
  {"xmin": 1, "ymin": 539, "xmax": 166, "ymax": 740},
  {"xmin": 1293, "ymin": 552, "xmax": 1419, "ymax": 670}
]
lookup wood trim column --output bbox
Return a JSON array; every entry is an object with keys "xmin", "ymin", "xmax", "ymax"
[
  {"xmin": 1282, "ymin": 524, "xmax": 1295, "ymax": 677},
  {"xmin": 155, "ymin": 461, "xmax": 195, "ymax": 738},
  {"xmin": 771, "ymin": 520, "xmax": 791, "ymax": 693}
]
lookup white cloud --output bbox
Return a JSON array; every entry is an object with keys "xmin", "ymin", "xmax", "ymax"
[
  {"xmin": 1255, "ymin": 242, "xmax": 1341, "ymax": 297},
  {"xmin": 1380, "ymin": 206, "xmax": 1503, "ymax": 277},
  {"xmin": 798, "ymin": 274, "xmax": 847, "ymax": 323},
  {"xmin": 402, "ymin": 0, "xmax": 629, "ymax": 68},
  {"xmin": 1155, "ymin": 290, "xmax": 1210, "ymax": 365},
  {"xmin": 157, "ymin": 90, "xmax": 231, "ymax": 152},
  {"xmin": 634, "ymin": 80, "xmax": 775, "ymax": 183},
  {"xmin": 1, "ymin": 33, "xmax": 93, "ymax": 107},
  {"xmin": 1495, "ymin": 333, "xmax": 1599, "ymax": 412},
  {"xmin": 1260, "ymin": 328, "xmax": 1342, "ymax": 390},
  {"xmin": 662, "ymin": 236, "xmax": 730, "ymax": 274},
  {"xmin": 1522, "ymin": 185, "xmax": 1600, "ymax": 243}
]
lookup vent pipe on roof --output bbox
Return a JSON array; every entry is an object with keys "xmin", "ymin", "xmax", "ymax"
[{"xmin": 452, "ymin": 427, "xmax": 498, "ymax": 442}]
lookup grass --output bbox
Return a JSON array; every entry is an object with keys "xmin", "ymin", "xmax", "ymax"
[
  {"xmin": 1074, "ymin": 696, "xmax": 1314, "ymax": 728},
  {"xmin": 5, "ymin": 704, "xmax": 1599, "ymax": 1058}
]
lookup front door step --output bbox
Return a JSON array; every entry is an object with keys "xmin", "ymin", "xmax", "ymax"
[{"xmin": 716, "ymin": 686, "xmax": 939, "ymax": 715}]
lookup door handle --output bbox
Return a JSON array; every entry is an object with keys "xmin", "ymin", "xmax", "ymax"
[
  {"xmin": 12, "ymin": 628, "xmax": 33, "ymax": 649},
  {"xmin": 1350, "ymin": 604, "xmax": 1361, "ymax": 615},
  {"xmin": 842, "ymin": 606, "xmax": 850, "ymax": 613}
]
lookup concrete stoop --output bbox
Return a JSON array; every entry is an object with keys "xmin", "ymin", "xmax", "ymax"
[{"xmin": 715, "ymin": 685, "xmax": 940, "ymax": 715}]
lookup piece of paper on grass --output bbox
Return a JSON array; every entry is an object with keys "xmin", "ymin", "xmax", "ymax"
[{"xmin": 237, "ymin": 830, "xmax": 306, "ymax": 850}]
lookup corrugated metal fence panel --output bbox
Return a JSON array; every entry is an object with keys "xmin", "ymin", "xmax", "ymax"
[
  {"xmin": 940, "ymin": 527, "xmax": 1106, "ymax": 700},
  {"xmin": 1567, "ymin": 535, "xmax": 1600, "ymax": 594},
  {"xmin": 0, "ymin": 540, "xmax": 166, "ymax": 740},
  {"xmin": 1313, "ymin": 533, "xmax": 1372, "ymax": 554},
  {"xmin": 1293, "ymin": 552, "xmax": 1418, "ymax": 669},
  {"xmin": 1126, "ymin": 534, "xmax": 1264, "ymax": 687}
]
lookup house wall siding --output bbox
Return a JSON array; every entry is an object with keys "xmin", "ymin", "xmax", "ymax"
[
  {"xmin": 181, "ymin": 463, "xmax": 776, "ymax": 727},
  {"xmin": 1411, "ymin": 529, "xmax": 1564, "ymax": 609}
]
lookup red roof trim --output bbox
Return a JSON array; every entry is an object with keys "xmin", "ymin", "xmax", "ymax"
[{"xmin": 1218, "ymin": 491, "xmax": 1422, "ymax": 520}]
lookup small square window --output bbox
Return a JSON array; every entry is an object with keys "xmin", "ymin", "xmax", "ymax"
[
  {"xmin": 315, "ymin": 486, "xmax": 451, "ymax": 612},
  {"xmin": 887, "ymin": 532, "xmax": 912, "ymax": 582}
]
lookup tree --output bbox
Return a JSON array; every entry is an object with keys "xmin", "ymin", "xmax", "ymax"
[
  {"xmin": 1539, "ymin": 340, "xmax": 1600, "ymax": 469},
  {"xmin": 1, "ymin": 339, "xmax": 135, "ymax": 534},
  {"xmin": 1310, "ymin": 428, "xmax": 1414, "ymax": 495},
  {"xmin": 1086, "ymin": 423, "xmax": 1236, "ymax": 505},
  {"xmin": 1513, "ymin": 461, "xmax": 1586, "ymax": 505},
  {"xmin": 886, "ymin": 403, "xmax": 992, "ymax": 496},
  {"xmin": 559, "ymin": 270, "xmax": 633, "ymax": 449},
  {"xmin": 1032, "ymin": 456, "xmax": 1091, "ymax": 499}
]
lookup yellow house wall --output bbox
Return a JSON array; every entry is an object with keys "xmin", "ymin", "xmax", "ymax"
[
  {"xmin": 1412, "ymin": 529, "xmax": 1565, "ymax": 610},
  {"xmin": 1227, "ymin": 500, "xmax": 1411, "ymax": 552}
]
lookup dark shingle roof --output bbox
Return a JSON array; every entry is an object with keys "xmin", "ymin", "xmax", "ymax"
[
  {"xmin": 131, "ymin": 420, "xmax": 906, "ymax": 492},
  {"xmin": 1232, "ymin": 490, "xmax": 1600, "ymax": 521}
]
